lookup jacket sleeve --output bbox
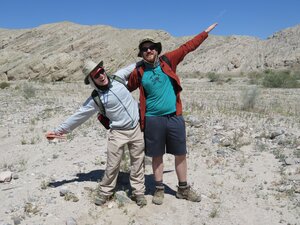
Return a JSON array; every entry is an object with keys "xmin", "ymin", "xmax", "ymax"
[
  {"xmin": 165, "ymin": 31, "xmax": 208, "ymax": 70},
  {"xmin": 54, "ymin": 97, "xmax": 98, "ymax": 134},
  {"xmin": 127, "ymin": 68, "xmax": 140, "ymax": 92},
  {"xmin": 114, "ymin": 63, "xmax": 136, "ymax": 81}
]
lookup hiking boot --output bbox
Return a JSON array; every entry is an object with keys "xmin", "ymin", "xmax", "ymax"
[
  {"xmin": 152, "ymin": 186, "xmax": 164, "ymax": 205},
  {"xmin": 94, "ymin": 193, "xmax": 111, "ymax": 206},
  {"xmin": 176, "ymin": 185, "xmax": 201, "ymax": 202},
  {"xmin": 134, "ymin": 194, "xmax": 147, "ymax": 207}
]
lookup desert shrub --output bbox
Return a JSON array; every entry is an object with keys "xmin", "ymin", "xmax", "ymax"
[
  {"xmin": 241, "ymin": 86, "xmax": 259, "ymax": 111},
  {"xmin": 247, "ymin": 70, "xmax": 300, "ymax": 88},
  {"xmin": 262, "ymin": 70, "xmax": 300, "ymax": 88},
  {"xmin": 293, "ymin": 149, "xmax": 300, "ymax": 158},
  {"xmin": 207, "ymin": 72, "xmax": 220, "ymax": 82},
  {"xmin": 248, "ymin": 72, "xmax": 264, "ymax": 85},
  {"xmin": 181, "ymin": 71, "xmax": 204, "ymax": 79},
  {"xmin": 291, "ymin": 70, "xmax": 300, "ymax": 80},
  {"xmin": 0, "ymin": 82, "xmax": 10, "ymax": 89},
  {"xmin": 22, "ymin": 82, "xmax": 36, "ymax": 99},
  {"xmin": 225, "ymin": 77, "xmax": 232, "ymax": 83}
]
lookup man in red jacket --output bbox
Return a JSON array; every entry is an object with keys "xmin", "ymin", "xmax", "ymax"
[{"xmin": 128, "ymin": 23, "xmax": 218, "ymax": 205}]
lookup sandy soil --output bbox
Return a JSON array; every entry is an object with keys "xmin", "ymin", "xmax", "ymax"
[{"xmin": 0, "ymin": 78, "xmax": 299, "ymax": 225}]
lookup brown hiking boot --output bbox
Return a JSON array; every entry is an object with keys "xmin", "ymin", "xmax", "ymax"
[
  {"xmin": 152, "ymin": 186, "xmax": 164, "ymax": 205},
  {"xmin": 133, "ymin": 194, "xmax": 147, "ymax": 207},
  {"xmin": 176, "ymin": 185, "xmax": 201, "ymax": 202},
  {"xmin": 94, "ymin": 193, "xmax": 111, "ymax": 206}
]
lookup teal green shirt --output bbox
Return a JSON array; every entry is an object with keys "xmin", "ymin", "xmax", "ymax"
[{"xmin": 141, "ymin": 65, "xmax": 176, "ymax": 116}]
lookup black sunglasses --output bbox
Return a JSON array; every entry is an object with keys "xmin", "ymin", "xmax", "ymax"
[
  {"xmin": 91, "ymin": 67, "xmax": 105, "ymax": 79},
  {"xmin": 140, "ymin": 44, "xmax": 157, "ymax": 53}
]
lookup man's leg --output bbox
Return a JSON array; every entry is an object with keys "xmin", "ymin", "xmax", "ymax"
[
  {"xmin": 151, "ymin": 155, "xmax": 165, "ymax": 205},
  {"xmin": 175, "ymin": 154, "xmax": 187, "ymax": 182},
  {"xmin": 166, "ymin": 115, "xmax": 201, "ymax": 202},
  {"xmin": 175, "ymin": 154, "xmax": 201, "ymax": 202},
  {"xmin": 95, "ymin": 130, "xmax": 125, "ymax": 205},
  {"xmin": 144, "ymin": 116, "xmax": 167, "ymax": 205},
  {"xmin": 152, "ymin": 155, "xmax": 164, "ymax": 182},
  {"xmin": 127, "ymin": 125, "xmax": 147, "ymax": 206}
]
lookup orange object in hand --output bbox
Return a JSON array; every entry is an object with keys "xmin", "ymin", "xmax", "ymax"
[{"xmin": 45, "ymin": 132, "xmax": 66, "ymax": 140}]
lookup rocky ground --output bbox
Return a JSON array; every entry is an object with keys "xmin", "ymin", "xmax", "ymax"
[{"xmin": 0, "ymin": 77, "xmax": 299, "ymax": 225}]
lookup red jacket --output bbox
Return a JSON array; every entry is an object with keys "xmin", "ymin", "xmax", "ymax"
[{"xmin": 128, "ymin": 31, "xmax": 208, "ymax": 130}]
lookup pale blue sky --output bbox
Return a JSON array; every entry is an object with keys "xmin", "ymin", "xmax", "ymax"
[{"xmin": 1, "ymin": 0, "xmax": 299, "ymax": 39}]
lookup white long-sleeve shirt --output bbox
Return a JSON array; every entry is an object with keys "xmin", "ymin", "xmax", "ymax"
[{"xmin": 54, "ymin": 63, "xmax": 139, "ymax": 133}]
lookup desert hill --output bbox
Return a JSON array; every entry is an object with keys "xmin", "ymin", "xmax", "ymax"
[{"xmin": 0, "ymin": 22, "xmax": 299, "ymax": 82}]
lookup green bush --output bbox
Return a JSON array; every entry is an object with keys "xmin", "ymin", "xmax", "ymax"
[
  {"xmin": 248, "ymin": 70, "xmax": 300, "ymax": 88},
  {"xmin": 248, "ymin": 72, "xmax": 263, "ymax": 85},
  {"xmin": 207, "ymin": 72, "xmax": 220, "ymax": 82},
  {"xmin": 0, "ymin": 82, "xmax": 10, "ymax": 89},
  {"xmin": 262, "ymin": 70, "xmax": 300, "ymax": 88},
  {"xmin": 292, "ymin": 70, "xmax": 300, "ymax": 80}
]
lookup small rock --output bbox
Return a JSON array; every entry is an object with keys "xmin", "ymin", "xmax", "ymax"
[
  {"xmin": 212, "ymin": 135, "xmax": 220, "ymax": 144},
  {"xmin": 219, "ymin": 138, "xmax": 231, "ymax": 147},
  {"xmin": 283, "ymin": 165, "xmax": 299, "ymax": 176},
  {"xmin": 59, "ymin": 186, "xmax": 70, "ymax": 196},
  {"xmin": 64, "ymin": 192, "xmax": 79, "ymax": 202},
  {"xmin": 284, "ymin": 158, "xmax": 295, "ymax": 165},
  {"xmin": 239, "ymin": 136, "xmax": 251, "ymax": 146},
  {"xmin": 66, "ymin": 217, "xmax": 77, "ymax": 225},
  {"xmin": 12, "ymin": 216, "xmax": 22, "ymax": 225},
  {"xmin": 0, "ymin": 221, "xmax": 10, "ymax": 225},
  {"xmin": 213, "ymin": 125, "xmax": 224, "ymax": 131},
  {"xmin": 185, "ymin": 115, "xmax": 202, "ymax": 128},
  {"xmin": 0, "ymin": 171, "xmax": 12, "ymax": 183},
  {"xmin": 270, "ymin": 129, "xmax": 284, "ymax": 139},
  {"xmin": 216, "ymin": 149, "xmax": 226, "ymax": 157},
  {"xmin": 294, "ymin": 186, "xmax": 300, "ymax": 193},
  {"xmin": 107, "ymin": 202, "xmax": 114, "ymax": 209},
  {"xmin": 115, "ymin": 191, "xmax": 131, "ymax": 204}
]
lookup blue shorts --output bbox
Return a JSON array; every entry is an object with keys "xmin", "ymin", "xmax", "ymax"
[{"xmin": 144, "ymin": 114, "xmax": 187, "ymax": 157}]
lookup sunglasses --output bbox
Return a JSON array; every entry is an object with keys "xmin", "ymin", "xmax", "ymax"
[
  {"xmin": 140, "ymin": 45, "xmax": 157, "ymax": 53},
  {"xmin": 91, "ymin": 67, "xmax": 105, "ymax": 79}
]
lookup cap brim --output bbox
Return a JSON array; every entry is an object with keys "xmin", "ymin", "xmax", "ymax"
[{"xmin": 84, "ymin": 61, "xmax": 103, "ymax": 85}]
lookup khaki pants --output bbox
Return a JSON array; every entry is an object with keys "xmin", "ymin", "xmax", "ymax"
[{"xmin": 98, "ymin": 124, "xmax": 145, "ymax": 196}]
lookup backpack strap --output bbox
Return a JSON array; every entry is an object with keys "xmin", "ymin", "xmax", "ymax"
[
  {"xmin": 108, "ymin": 74, "xmax": 127, "ymax": 88},
  {"xmin": 91, "ymin": 89, "xmax": 106, "ymax": 116},
  {"xmin": 160, "ymin": 55, "xmax": 171, "ymax": 68},
  {"xmin": 91, "ymin": 75, "xmax": 127, "ymax": 116}
]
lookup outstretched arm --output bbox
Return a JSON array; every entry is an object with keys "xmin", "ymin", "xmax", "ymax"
[
  {"xmin": 45, "ymin": 97, "xmax": 98, "ymax": 140},
  {"xmin": 205, "ymin": 23, "xmax": 218, "ymax": 33},
  {"xmin": 164, "ymin": 23, "xmax": 218, "ymax": 69},
  {"xmin": 114, "ymin": 60, "xmax": 144, "ymax": 81}
]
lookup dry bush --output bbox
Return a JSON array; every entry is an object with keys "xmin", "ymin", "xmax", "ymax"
[
  {"xmin": 22, "ymin": 82, "xmax": 36, "ymax": 99},
  {"xmin": 240, "ymin": 86, "xmax": 260, "ymax": 111}
]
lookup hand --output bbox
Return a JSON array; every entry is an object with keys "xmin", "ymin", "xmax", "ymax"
[
  {"xmin": 45, "ymin": 131, "xmax": 66, "ymax": 140},
  {"xmin": 205, "ymin": 23, "xmax": 218, "ymax": 33}
]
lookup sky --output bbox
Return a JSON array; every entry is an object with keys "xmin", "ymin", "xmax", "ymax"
[{"xmin": 1, "ymin": 0, "xmax": 299, "ymax": 39}]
